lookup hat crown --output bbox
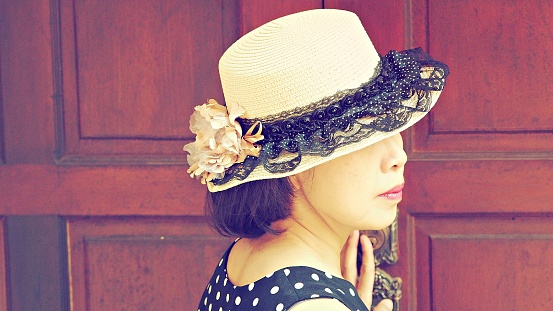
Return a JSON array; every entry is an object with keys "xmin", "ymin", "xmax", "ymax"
[{"xmin": 219, "ymin": 9, "xmax": 379, "ymax": 119}]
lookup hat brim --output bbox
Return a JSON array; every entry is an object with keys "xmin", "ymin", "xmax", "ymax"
[
  {"xmin": 205, "ymin": 47, "xmax": 449, "ymax": 192},
  {"xmin": 207, "ymin": 88, "xmax": 442, "ymax": 192}
]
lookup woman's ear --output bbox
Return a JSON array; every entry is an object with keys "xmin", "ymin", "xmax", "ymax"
[
  {"xmin": 287, "ymin": 174, "xmax": 302, "ymax": 191},
  {"xmin": 288, "ymin": 168, "xmax": 314, "ymax": 192}
]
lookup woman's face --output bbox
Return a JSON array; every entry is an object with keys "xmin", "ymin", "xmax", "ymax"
[{"xmin": 295, "ymin": 133, "xmax": 407, "ymax": 232}]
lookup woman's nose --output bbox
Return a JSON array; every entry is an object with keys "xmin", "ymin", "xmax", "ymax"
[{"xmin": 380, "ymin": 133, "xmax": 408, "ymax": 172}]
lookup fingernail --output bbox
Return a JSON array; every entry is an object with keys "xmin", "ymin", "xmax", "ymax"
[{"xmin": 383, "ymin": 299, "xmax": 393, "ymax": 310}]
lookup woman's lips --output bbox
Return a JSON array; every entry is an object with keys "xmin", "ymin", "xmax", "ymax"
[{"xmin": 378, "ymin": 183, "xmax": 404, "ymax": 200}]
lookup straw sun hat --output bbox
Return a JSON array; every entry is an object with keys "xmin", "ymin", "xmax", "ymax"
[{"xmin": 184, "ymin": 9, "xmax": 449, "ymax": 192}]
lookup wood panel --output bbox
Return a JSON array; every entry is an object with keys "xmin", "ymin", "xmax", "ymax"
[
  {"xmin": 5, "ymin": 216, "xmax": 68, "ymax": 311},
  {"xmin": 404, "ymin": 160, "xmax": 553, "ymax": 214},
  {"xmin": 413, "ymin": 216, "xmax": 553, "ymax": 310},
  {"xmin": 410, "ymin": 0, "xmax": 553, "ymax": 157},
  {"xmin": 55, "ymin": 0, "xmax": 239, "ymax": 164},
  {"xmin": 0, "ymin": 217, "xmax": 6, "ymax": 311},
  {"xmin": 67, "ymin": 217, "xmax": 230, "ymax": 311},
  {"xmin": 0, "ymin": 0, "xmax": 55, "ymax": 164},
  {"xmin": 0, "ymin": 165, "xmax": 204, "ymax": 215}
]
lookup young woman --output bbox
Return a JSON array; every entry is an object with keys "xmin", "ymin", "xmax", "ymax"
[{"xmin": 185, "ymin": 9, "xmax": 449, "ymax": 311}]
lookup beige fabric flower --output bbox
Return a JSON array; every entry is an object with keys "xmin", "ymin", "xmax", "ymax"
[{"xmin": 184, "ymin": 99, "xmax": 263, "ymax": 184}]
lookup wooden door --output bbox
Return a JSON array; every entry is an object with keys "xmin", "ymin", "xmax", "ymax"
[{"xmin": 1, "ymin": 1, "xmax": 552, "ymax": 311}]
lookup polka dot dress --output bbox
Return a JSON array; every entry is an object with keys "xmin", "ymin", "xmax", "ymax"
[{"xmin": 197, "ymin": 242, "xmax": 368, "ymax": 311}]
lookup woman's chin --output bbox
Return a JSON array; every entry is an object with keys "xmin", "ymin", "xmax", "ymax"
[{"xmin": 363, "ymin": 205, "xmax": 398, "ymax": 230}]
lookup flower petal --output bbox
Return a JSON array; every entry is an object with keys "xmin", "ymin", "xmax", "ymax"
[
  {"xmin": 226, "ymin": 101, "xmax": 246, "ymax": 123},
  {"xmin": 183, "ymin": 99, "xmax": 262, "ymax": 183}
]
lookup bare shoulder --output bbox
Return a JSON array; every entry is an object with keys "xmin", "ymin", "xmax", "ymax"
[{"xmin": 289, "ymin": 298, "xmax": 352, "ymax": 311}]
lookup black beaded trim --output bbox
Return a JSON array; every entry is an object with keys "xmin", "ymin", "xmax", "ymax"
[{"xmin": 212, "ymin": 48, "xmax": 449, "ymax": 186}]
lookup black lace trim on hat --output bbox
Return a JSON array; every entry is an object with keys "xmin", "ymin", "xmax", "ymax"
[{"xmin": 212, "ymin": 48, "xmax": 449, "ymax": 186}]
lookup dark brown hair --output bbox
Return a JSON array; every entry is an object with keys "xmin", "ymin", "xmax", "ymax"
[{"xmin": 205, "ymin": 178, "xmax": 294, "ymax": 238}]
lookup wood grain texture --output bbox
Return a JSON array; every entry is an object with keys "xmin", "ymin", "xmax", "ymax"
[
  {"xmin": 55, "ymin": 0, "xmax": 240, "ymax": 163},
  {"xmin": 0, "ymin": 0, "xmax": 55, "ymax": 164},
  {"xmin": 403, "ymin": 160, "xmax": 553, "ymax": 214},
  {"xmin": 5, "ymin": 216, "xmax": 69, "ymax": 311},
  {"xmin": 427, "ymin": 0, "xmax": 553, "ymax": 133},
  {"xmin": 72, "ymin": 0, "xmax": 222, "ymax": 138},
  {"xmin": 67, "ymin": 217, "xmax": 230, "ymax": 311},
  {"xmin": 409, "ymin": 0, "xmax": 553, "ymax": 157},
  {"xmin": 413, "ymin": 216, "xmax": 553, "ymax": 310},
  {"xmin": 0, "ymin": 165, "xmax": 205, "ymax": 215}
]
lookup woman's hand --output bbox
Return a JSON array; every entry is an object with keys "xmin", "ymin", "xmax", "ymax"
[{"xmin": 341, "ymin": 230, "xmax": 393, "ymax": 311}]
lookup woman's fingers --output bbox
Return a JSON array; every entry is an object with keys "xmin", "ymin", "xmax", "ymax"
[
  {"xmin": 341, "ymin": 232, "xmax": 394, "ymax": 311},
  {"xmin": 340, "ymin": 230, "xmax": 360, "ymax": 285},
  {"xmin": 356, "ymin": 234, "xmax": 375, "ymax": 306}
]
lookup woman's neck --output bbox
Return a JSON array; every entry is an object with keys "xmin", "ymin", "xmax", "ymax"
[
  {"xmin": 227, "ymin": 194, "xmax": 355, "ymax": 286},
  {"xmin": 268, "ymin": 198, "xmax": 353, "ymax": 274}
]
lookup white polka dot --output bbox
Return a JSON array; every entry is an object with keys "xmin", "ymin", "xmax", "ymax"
[
  {"xmin": 294, "ymin": 282, "xmax": 304, "ymax": 289},
  {"xmin": 208, "ymin": 285, "xmax": 212, "ymax": 294},
  {"xmin": 311, "ymin": 294, "xmax": 319, "ymax": 298},
  {"xmin": 270, "ymin": 286, "xmax": 280, "ymax": 294},
  {"xmin": 276, "ymin": 303, "xmax": 284, "ymax": 311},
  {"xmin": 235, "ymin": 296, "xmax": 241, "ymax": 305},
  {"xmin": 216, "ymin": 291, "xmax": 220, "ymax": 300},
  {"xmin": 218, "ymin": 258, "xmax": 224, "ymax": 266},
  {"xmin": 218, "ymin": 307, "xmax": 222, "ymax": 311},
  {"xmin": 208, "ymin": 304, "xmax": 212, "ymax": 311},
  {"xmin": 204, "ymin": 297, "xmax": 207, "ymax": 305},
  {"xmin": 215, "ymin": 275, "xmax": 220, "ymax": 283},
  {"xmin": 311, "ymin": 273, "xmax": 319, "ymax": 281},
  {"xmin": 265, "ymin": 272, "xmax": 274, "ymax": 278},
  {"xmin": 337, "ymin": 289, "xmax": 345, "ymax": 295},
  {"xmin": 284, "ymin": 269, "xmax": 290, "ymax": 276},
  {"xmin": 226, "ymin": 294, "xmax": 229, "ymax": 302},
  {"xmin": 223, "ymin": 278, "xmax": 228, "ymax": 286},
  {"xmin": 253, "ymin": 297, "xmax": 259, "ymax": 306},
  {"xmin": 248, "ymin": 283, "xmax": 255, "ymax": 291},
  {"xmin": 349, "ymin": 288, "xmax": 356, "ymax": 296},
  {"xmin": 325, "ymin": 272, "xmax": 333, "ymax": 279},
  {"xmin": 325, "ymin": 288, "xmax": 333, "ymax": 294}
]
